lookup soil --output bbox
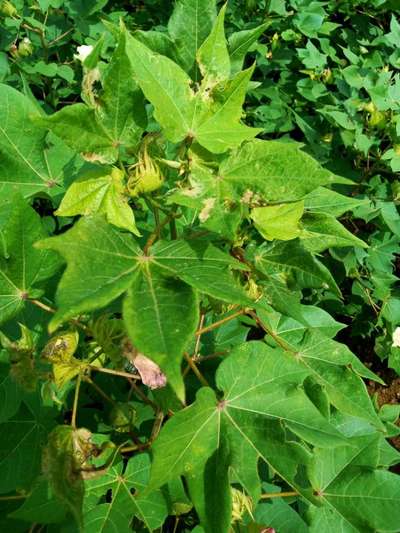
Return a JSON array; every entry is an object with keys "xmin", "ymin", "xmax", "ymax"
[{"xmin": 368, "ymin": 376, "xmax": 400, "ymax": 450}]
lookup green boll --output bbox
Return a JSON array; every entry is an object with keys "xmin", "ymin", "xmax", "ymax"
[
  {"xmin": 368, "ymin": 110, "xmax": 387, "ymax": 129},
  {"xmin": 109, "ymin": 402, "xmax": 136, "ymax": 433},
  {"xmin": 0, "ymin": 0, "xmax": 17, "ymax": 17}
]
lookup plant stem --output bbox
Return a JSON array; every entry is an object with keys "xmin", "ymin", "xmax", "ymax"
[
  {"xmin": 0, "ymin": 493, "xmax": 29, "ymax": 501},
  {"xmin": 260, "ymin": 491, "xmax": 298, "ymax": 499},
  {"xmin": 172, "ymin": 517, "xmax": 180, "ymax": 533},
  {"xmin": 29, "ymin": 298, "xmax": 55, "ymax": 314},
  {"xmin": 89, "ymin": 365, "xmax": 141, "ymax": 381},
  {"xmin": 196, "ymin": 308, "xmax": 245, "ymax": 336},
  {"xmin": 129, "ymin": 381, "xmax": 158, "ymax": 411},
  {"xmin": 28, "ymin": 299, "xmax": 88, "ymax": 331},
  {"xmin": 71, "ymin": 374, "xmax": 82, "ymax": 429},
  {"xmin": 248, "ymin": 310, "xmax": 294, "ymax": 353},
  {"xmin": 183, "ymin": 352, "xmax": 210, "ymax": 387},
  {"xmin": 83, "ymin": 376, "xmax": 117, "ymax": 407},
  {"xmin": 144, "ymin": 211, "xmax": 180, "ymax": 253}
]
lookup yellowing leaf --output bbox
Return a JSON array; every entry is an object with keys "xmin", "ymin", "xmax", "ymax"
[
  {"xmin": 42, "ymin": 331, "xmax": 85, "ymax": 389},
  {"xmin": 251, "ymin": 201, "xmax": 304, "ymax": 241},
  {"xmin": 56, "ymin": 167, "xmax": 139, "ymax": 235}
]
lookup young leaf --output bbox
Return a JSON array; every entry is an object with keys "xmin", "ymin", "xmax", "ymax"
[
  {"xmin": 228, "ymin": 22, "xmax": 270, "ymax": 74},
  {"xmin": 197, "ymin": 4, "xmax": 230, "ymax": 84},
  {"xmin": 167, "ymin": 0, "xmax": 216, "ymax": 73},
  {"xmin": 56, "ymin": 166, "xmax": 139, "ymax": 235},
  {"xmin": 251, "ymin": 201, "xmax": 304, "ymax": 241},
  {"xmin": 194, "ymin": 65, "xmax": 262, "ymax": 153},
  {"xmin": 251, "ymin": 240, "xmax": 340, "ymax": 294},
  {"xmin": 303, "ymin": 187, "xmax": 369, "ymax": 217},
  {"xmin": 125, "ymin": 31, "xmax": 203, "ymax": 143},
  {"xmin": 299, "ymin": 212, "xmax": 368, "ymax": 252}
]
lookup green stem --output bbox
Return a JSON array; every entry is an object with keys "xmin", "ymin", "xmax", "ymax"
[
  {"xmin": 183, "ymin": 351, "xmax": 210, "ymax": 387},
  {"xmin": 83, "ymin": 376, "xmax": 117, "ymax": 407},
  {"xmin": 260, "ymin": 491, "xmax": 298, "ymax": 499},
  {"xmin": 71, "ymin": 374, "xmax": 82, "ymax": 429},
  {"xmin": 196, "ymin": 308, "xmax": 245, "ymax": 336}
]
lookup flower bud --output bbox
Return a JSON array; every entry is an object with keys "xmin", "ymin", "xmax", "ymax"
[
  {"xmin": 322, "ymin": 68, "xmax": 333, "ymax": 84},
  {"xmin": 18, "ymin": 37, "xmax": 33, "ymax": 57},
  {"xmin": 127, "ymin": 143, "xmax": 163, "ymax": 197},
  {"xmin": 363, "ymin": 101, "xmax": 376, "ymax": 114}
]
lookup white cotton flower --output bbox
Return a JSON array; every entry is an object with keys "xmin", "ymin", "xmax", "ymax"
[
  {"xmin": 392, "ymin": 327, "xmax": 400, "ymax": 347},
  {"xmin": 74, "ymin": 44, "xmax": 94, "ymax": 63}
]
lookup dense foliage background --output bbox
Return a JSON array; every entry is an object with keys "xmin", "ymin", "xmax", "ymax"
[{"xmin": 0, "ymin": 0, "xmax": 400, "ymax": 532}]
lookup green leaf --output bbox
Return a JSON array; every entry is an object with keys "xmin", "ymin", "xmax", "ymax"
[
  {"xmin": 40, "ymin": 32, "xmax": 145, "ymax": 164},
  {"xmin": 0, "ymin": 403, "xmax": 42, "ymax": 494},
  {"xmin": 299, "ymin": 213, "xmax": 367, "ymax": 252},
  {"xmin": 56, "ymin": 166, "xmax": 139, "ymax": 235},
  {"xmin": 37, "ymin": 216, "xmax": 248, "ymax": 330},
  {"xmin": 197, "ymin": 4, "xmax": 230, "ymax": 84},
  {"xmin": 0, "ymin": 364, "xmax": 21, "ymax": 422},
  {"xmin": 36, "ymin": 216, "xmax": 143, "ymax": 330},
  {"xmin": 255, "ymin": 491, "xmax": 308, "ymax": 533},
  {"xmin": 167, "ymin": 0, "xmax": 216, "ymax": 73},
  {"xmin": 317, "ymin": 467, "xmax": 400, "ymax": 532},
  {"xmin": 37, "ymin": 217, "xmax": 249, "ymax": 398},
  {"xmin": 151, "ymin": 342, "xmax": 346, "ymax": 503},
  {"xmin": 9, "ymin": 478, "xmax": 67, "ymax": 524},
  {"xmin": 187, "ymin": 443, "xmax": 232, "ymax": 533},
  {"xmin": 251, "ymin": 201, "xmax": 304, "ymax": 241},
  {"xmin": 217, "ymin": 342, "xmax": 346, "ymax": 448},
  {"xmin": 149, "ymin": 387, "xmax": 220, "ymax": 490},
  {"xmin": 38, "ymin": 104, "xmax": 119, "ymax": 164},
  {"xmin": 85, "ymin": 455, "xmax": 168, "ymax": 531},
  {"xmin": 100, "ymin": 29, "xmax": 147, "ymax": 147},
  {"xmin": 219, "ymin": 140, "xmax": 351, "ymax": 202},
  {"xmin": 149, "ymin": 239, "xmax": 251, "ymax": 305},
  {"xmin": 0, "ymin": 84, "xmax": 71, "ymax": 196},
  {"xmin": 255, "ymin": 324, "xmax": 383, "ymax": 428},
  {"xmin": 251, "ymin": 240, "xmax": 340, "ymax": 294},
  {"xmin": 124, "ymin": 267, "xmax": 199, "ymax": 400},
  {"xmin": 0, "ymin": 196, "xmax": 60, "ymax": 325},
  {"xmin": 228, "ymin": 22, "xmax": 270, "ymax": 74}
]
